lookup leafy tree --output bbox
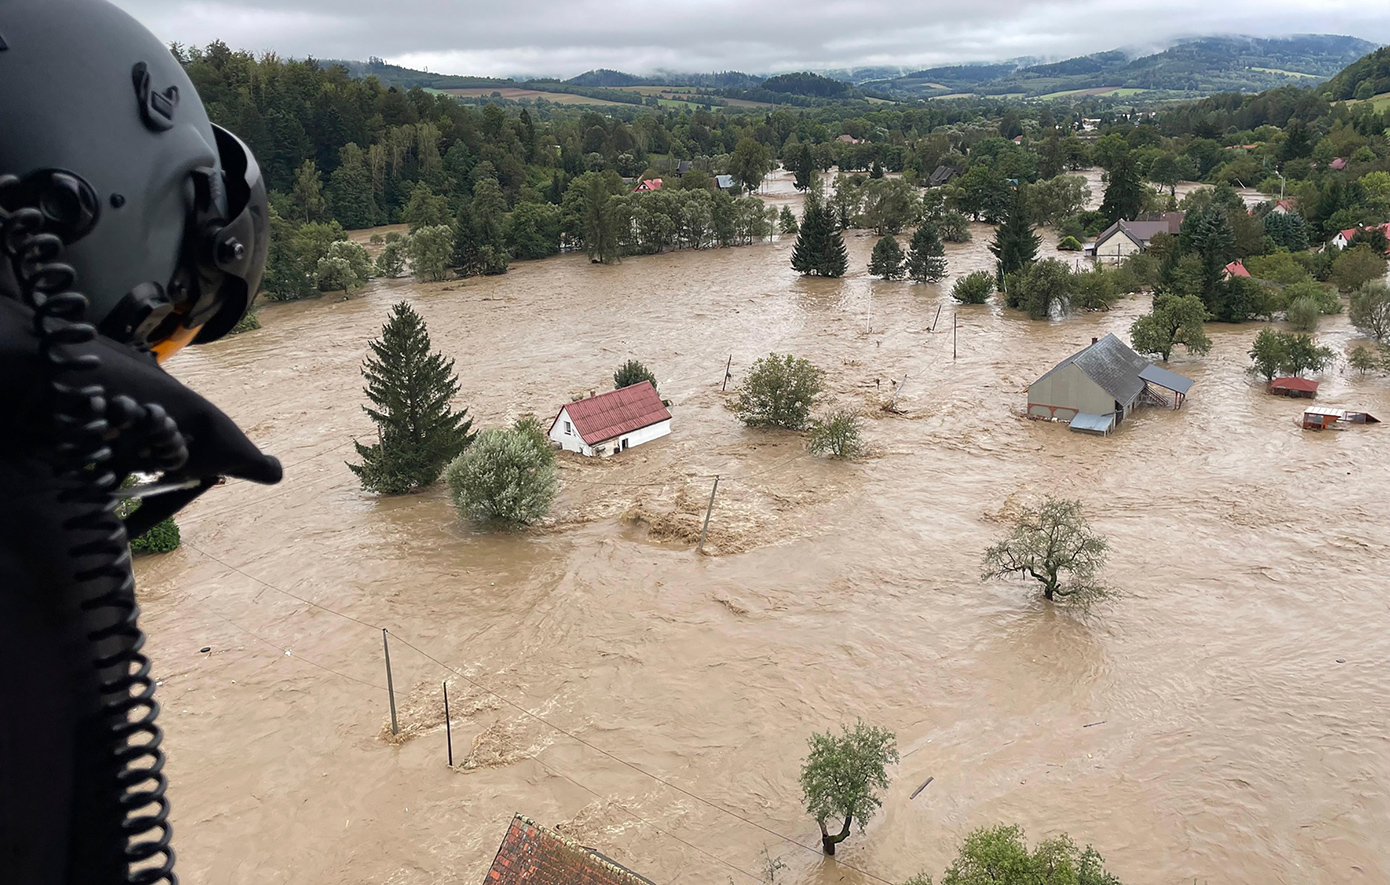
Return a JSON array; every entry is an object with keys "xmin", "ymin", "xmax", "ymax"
[
  {"xmin": 327, "ymin": 143, "xmax": 379, "ymax": 229},
  {"xmin": 778, "ymin": 205, "xmax": 799, "ymax": 235},
  {"xmin": 1099, "ymin": 154, "xmax": 1147, "ymax": 224},
  {"xmin": 406, "ymin": 225, "xmax": 455, "ymax": 282},
  {"xmin": 614, "ymin": 359, "xmax": 658, "ymax": 392},
  {"xmin": 1330, "ymin": 245, "xmax": 1388, "ymax": 293},
  {"xmin": 350, "ymin": 302, "xmax": 476, "ymax": 495},
  {"xmin": 1071, "ymin": 266, "xmax": 1124, "ymax": 311},
  {"xmin": 735, "ymin": 353, "xmax": 824, "ymax": 429},
  {"xmin": 1348, "ymin": 226, "xmax": 1389, "ymax": 256},
  {"xmin": 937, "ymin": 210, "xmax": 972, "ymax": 243},
  {"xmin": 563, "ymin": 170, "xmax": 626, "ymax": 264},
  {"xmin": 730, "ymin": 137, "xmax": 773, "ymax": 193},
  {"xmin": 868, "ymin": 235, "xmax": 906, "ymax": 280},
  {"xmin": 402, "ymin": 182, "xmax": 453, "ymax": 232},
  {"xmin": 791, "ymin": 184, "xmax": 848, "ymax": 278},
  {"xmin": 504, "ymin": 201, "xmax": 562, "ymax": 260},
  {"xmin": 375, "ymin": 240, "xmax": 407, "ymax": 278},
  {"xmin": 1129, "ymin": 293, "xmax": 1211, "ymax": 361},
  {"xmin": 862, "ymin": 177, "xmax": 920, "ymax": 235},
  {"xmin": 981, "ymin": 497, "xmax": 1110, "ymax": 605},
  {"xmin": 1248, "ymin": 328, "xmax": 1289, "ymax": 381},
  {"xmin": 1148, "ymin": 152, "xmax": 1193, "ymax": 199},
  {"xmin": 1285, "ymin": 295, "xmax": 1322, "ymax": 332},
  {"xmin": 290, "ymin": 159, "xmax": 328, "ymax": 223},
  {"xmin": 1008, "ymin": 259, "xmax": 1072, "ymax": 320},
  {"xmin": 906, "ymin": 224, "xmax": 947, "ymax": 283},
  {"xmin": 1347, "ymin": 345, "xmax": 1381, "ymax": 375},
  {"xmin": 940, "ymin": 825, "xmax": 1123, "ymax": 885},
  {"xmin": 1025, "ymin": 174, "xmax": 1090, "ymax": 226},
  {"xmin": 951, "ymin": 270, "xmax": 994, "ymax": 304},
  {"xmin": 799, "ymin": 720, "xmax": 898, "ymax": 855},
  {"xmin": 990, "ymin": 188, "xmax": 1040, "ymax": 291},
  {"xmin": 315, "ymin": 256, "xmax": 360, "ymax": 295},
  {"xmin": 1283, "ymin": 334, "xmax": 1335, "ymax": 377},
  {"xmin": 445, "ymin": 417, "xmax": 557, "ymax": 527},
  {"xmin": 869, "ymin": 159, "xmax": 884, "ymax": 179},
  {"xmin": 229, "ymin": 309, "xmax": 260, "ymax": 335},
  {"xmin": 808, "ymin": 410, "xmax": 863, "ymax": 458},
  {"xmin": 1350, "ymin": 281, "xmax": 1390, "ymax": 342},
  {"xmin": 957, "ymin": 165, "xmax": 1011, "ymax": 222}
]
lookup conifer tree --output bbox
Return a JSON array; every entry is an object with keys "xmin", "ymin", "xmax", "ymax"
[
  {"xmin": 906, "ymin": 224, "xmax": 947, "ymax": 283},
  {"xmin": 791, "ymin": 184, "xmax": 848, "ymax": 277},
  {"xmin": 869, "ymin": 159, "xmax": 884, "ymax": 179},
  {"xmin": 350, "ymin": 302, "xmax": 475, "ymax": 494},
  {"xmin": 794, "ymin": 145, "xmax": 815, "ymax": 192},
  {"xmin": 868, "ymin": 235, "xmax": 905, "ymax": 279},
  {"xmin": 990, "ymin": 188, "xmax": 1040, "ymax": 290},
  {"xmin": 1099, "ymin": 154, "xmax": 1147, "ymax": 224}
]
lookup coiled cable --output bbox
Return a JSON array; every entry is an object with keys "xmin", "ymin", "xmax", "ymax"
[{"xmin": 2, "ymin": 175, "xmax": 182, "ymax": 884}]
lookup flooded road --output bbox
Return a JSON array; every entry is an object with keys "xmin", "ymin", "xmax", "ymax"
[{"xmin": 139, "ymin": 170, "xmax": 1390, "ymax": 885}]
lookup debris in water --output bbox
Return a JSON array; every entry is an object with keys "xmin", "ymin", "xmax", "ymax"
[
  {"xmin": 1337, "ymin": 659, "xmax": 1346, "ymax": 664},
  {"xmin": 910, "ymin": 776, "xmax": 934, "ymax": 799},
  {"xmin": 1083, "ymin": 720, "xmax": 1106, "ymax": 728},
  {"xmin": 200, "ymin": 646, "xmax": 211, "ymax": 653}
]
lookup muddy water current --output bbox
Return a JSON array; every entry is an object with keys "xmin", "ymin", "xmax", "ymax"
[{"xmin": 138, "ymin": 170, "xmax": 1390, "ymax": 885}]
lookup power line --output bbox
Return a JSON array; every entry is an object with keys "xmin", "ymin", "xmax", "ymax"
[{"xmin": 184, "ymin": 543, "xmax": 382, "ymax": 631}]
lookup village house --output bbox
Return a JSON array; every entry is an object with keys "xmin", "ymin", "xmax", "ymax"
[
  {"xmin": 1302, "ymin": 406, "xmax": 1380, "ymax": 431},
  {"xmin": 1271, "ymin": 199, "xmax": 1297, "ymax": 215},
  {"xmin": 483, "ymin": 814, "xmax": 659, "ymax": 885},
  {"xmin": 836, "ymin": 134, "xmax": 864, "ymax": 144},
  {"xmin": 1223, "ymin": 259, "xmax": 1251, "ymax": 280},
  {"xmin": 714, "ymin": 174, "xmax": 736, "ymax": 191},
  {"xmin": 674, "ymin": 159, "xmax": 692, "ymax": 177},
  {"xmin": 926, "ymin": 165, "xmax": 962, "ymax": 188},
  {"xmin": 1270, "ymin": 377, "xmax": 1318, "ymax": 398},
  {"xmin": 1026, "ymin": 333, "xmax": 1193, "ymax": 435},
  {"xmin": 632, "ymin": 178, "xmax": 662, "ymax": 193},
  {"xmin": 548, "ymin": 382, "xmax": 671, "ymax": 457},
  {"xmin": 1085, "ymin": 213, "xmax": 1184, "ymax": 264},
  {"xmin": 1329, "ymin": 222, "xmax": 1390, "ymax": 252}
]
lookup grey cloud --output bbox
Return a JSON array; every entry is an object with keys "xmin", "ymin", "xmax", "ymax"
[{"xmin": 112, "ymin": 0, "xmax": 1390, "ymax": 77}]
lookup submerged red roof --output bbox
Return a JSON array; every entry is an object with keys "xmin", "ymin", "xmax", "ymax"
[
  {"xmin": 484, "ymin": 815, "xmax": 656, "ymax": 885},
  {"xmin": 1271, "ymin": 377, "xmax": 1319, "ymax": 392},
  {"xmin": 554, "ymin": 383, "xmax": 670, "ymax": 445}
]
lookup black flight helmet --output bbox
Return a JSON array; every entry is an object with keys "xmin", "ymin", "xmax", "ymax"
[{"xmin": 0, "ymin": 0, "xmax": 268, "ymax": 359}]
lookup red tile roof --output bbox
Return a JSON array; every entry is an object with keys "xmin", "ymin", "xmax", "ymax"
[
  {"xmin": 552, "ymin": 383, "xmax": 670, "ymax": 445},
  {"xmin": 1224, "ymin": 260, "xmax": 1250, "ymax": 278},
  {"xmin": 484, "ymin": 815, "xmax": 656, "ymax": 885},
  {"xmin": 1271, "ymin": 377, "xmax": 1319, "ymax": 393},
  {"xmin": 633, "ymin": 178, "xmax": 662, "ymax": 192}
]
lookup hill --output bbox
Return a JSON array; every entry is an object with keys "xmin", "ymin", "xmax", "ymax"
[
  {"xmin": 869, "ymin": 34, "xmax": 1379, "ymax": 99},
  {"xmin": 1320, "ymin": 45, "xmax": 1390, "ymax": 100}
]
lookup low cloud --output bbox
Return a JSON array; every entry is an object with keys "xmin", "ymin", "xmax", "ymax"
[{"xmin": 115, "ymin": 0, "xmax": 1390, "ymax": 77}]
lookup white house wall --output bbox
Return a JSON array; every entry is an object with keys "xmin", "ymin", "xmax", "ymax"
[
  {"xmin": 548, "ymin": 407, "xmax": 593, "ymax": 455},
  {"xmin": 1027, "ymin": 365, "xmax": 1117, "ymax": 421},
  {"xmin": 592, "ymin": 418, "xmax": 671, "ymax": 456},
  {"xmin": 1092, "ymin": 233, "xmax": 1140, "ymax": 265}
]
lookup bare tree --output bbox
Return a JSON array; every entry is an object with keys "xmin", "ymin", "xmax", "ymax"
[{"xmin": 982, "ymin": 497, "xmax": 1111, "ymax": 605}]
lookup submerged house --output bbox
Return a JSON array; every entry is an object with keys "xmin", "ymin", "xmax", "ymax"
[
  {"xmin": 1086, "ymin": 213, "xmax": 1184, "ymax": 264},
  {"xmin": 484, "ymin": 814, "xmax": 658, "ymax": 885},
  {"xmin": 1302, "ymin": 407, "xmax": 1380, "ymax": 430},
  {"xmin": 926, "ymin": 165, "xmax": 963, "ymax": 188},
  {"xmin": 548, "ymin": 382, "xmax": 671, "ymax": 457},
  {"xmin": 1026, "ymin": 333, "xmax": 1193, "ymax": 435},
  {"xmin": 1270, "ymin": 377, "xmax": 1318, "ymax": 398}
]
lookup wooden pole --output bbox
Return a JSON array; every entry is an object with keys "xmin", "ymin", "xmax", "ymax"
[
  {"xmin": 382, "ymin": 629, "xmax": 398, "ymax": 736},
  {"xmin": 931, "ymin": 304, "xmax": 941, "ymax": 332},
  {"xmin": 721, "ymin": 355, "xmax": 732, "ymax": 391},
  {"xmin": 953, "ymin": 312, "xmax": 957, "ymax": 361},
  {"xmin": 697, "ymin": 475, "xmax": 720, "ymax": 553},
  {"xmin": 443, "ymin": 681, "xmax": 453, "ymax": 767}
]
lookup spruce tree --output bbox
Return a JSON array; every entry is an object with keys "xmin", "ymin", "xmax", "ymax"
[
  {"xmin": 1099, "ymin": 154, "xmax": 1147, "ymax": 224},
  {"xmin": 906, "ymin": 224, "xmax": 947, "ymax": 283},
  {"xmin": 794, "ymin": 145, "xmax": 815, "ymax": 192},
  {"xmin": 869, "ymin": 159, "xmax": 884, "ymax": 179},
  {"xmin": 868, "ymin": 235, "xmax": 905, "ymax": 279},
  {"xmin": 791, "ymin": 184, "xmax": 848, "ymax": 277},
  {"xmin": 350, "ymin": 302, "xmax": 476, "ymax": 495},
  {"xmin": 990, "ymin": 188, "xmax": 1040, "ymax": 290}
]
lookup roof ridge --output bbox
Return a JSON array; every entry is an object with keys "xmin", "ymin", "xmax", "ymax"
[{"xmin": 510, "ymin": 814, "xmax": 655, "ymax": 885}]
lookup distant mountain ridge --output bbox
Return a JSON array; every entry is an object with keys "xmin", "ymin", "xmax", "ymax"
[{"xmin": 872, "ymin": 34, "xmax": 1379, "ymax": 98}]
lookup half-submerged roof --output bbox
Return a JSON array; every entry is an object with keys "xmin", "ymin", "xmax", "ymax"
[
  {"xmin": 556, "ymin": 383, "xmax": 670, "ymax": 446},
  {"xmin": 1271, "ymin": 377, "xmax": 1319, "ymax": 393},
  {"xmin": 1094, "ymin": 214, "xmax": 1183, "ymax": 248},
  {"xmin": 1036, "ymin": 333, "xmax": 1150, "ymax": 404},
  {"xmin": 1139, "ymin": 363, "xmax": 1194, "ymax": 395},
  {"xmin": 484, "ymin": 814, "xmax": 657, "ymax": 885}
]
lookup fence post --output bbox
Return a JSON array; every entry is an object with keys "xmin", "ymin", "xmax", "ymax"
[
  {"xmin": 697, "ymin": 475, "xmax": 720, "ymax": 553},
  {"xmin": 443, "ymin": 681, "xmax": 453, "ymax": 767},
  {"xmin": 382, "ymin": 628, "xmax": 398, "ymax": 736},
  {"xmin": 721, "ymin": 355, "xmax": 733, "ymax": 391}
]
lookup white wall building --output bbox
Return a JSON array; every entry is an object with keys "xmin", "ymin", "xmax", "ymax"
[{"xmin": 548, "ymin": 382, "xmax": 672, "ymax": 457}]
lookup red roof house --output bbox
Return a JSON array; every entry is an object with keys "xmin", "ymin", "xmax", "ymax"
[
  {"xmin": 1330, "ymin": 157, "xmax": 1348, "ymax": 171},
  {"xmin": 1270, "ymin": 377, "xmax": 1318, "ymax": 398},
  {"xmin": 1223, "ymin": 260, "xmax": 1250, "ymax": 279},
  {"xmin": 483, "ymin": 815, "xmax": 657, "ymax": 885},
  {"xmin": 633, "ymin": 178, "xmax": 662, "ymax": 192},
  {"xmin": 548, "ymin": 382, "xmax": 672, "ymax": 457},
  {"xmin": 1330, "ymin": 222, "xmax": 1390, "ymax": 252}
]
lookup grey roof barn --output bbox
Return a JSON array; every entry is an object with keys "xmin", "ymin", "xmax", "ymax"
[{"xmin": 1027, "ymin": 333, "xmax": 1192, "ymax": 435}]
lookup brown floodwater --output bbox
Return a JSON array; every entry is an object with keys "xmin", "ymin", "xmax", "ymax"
[{"xmin": 137, "ymin": 169, "xmax": 1390, "ymax": 885}]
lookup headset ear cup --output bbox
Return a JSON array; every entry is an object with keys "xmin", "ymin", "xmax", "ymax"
[{"xmin": 192, "ymin": 125, "xmax": 267, "ymax": 345}]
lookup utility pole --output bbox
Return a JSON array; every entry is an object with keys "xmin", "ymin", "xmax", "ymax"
[
  {"xmin": 953, "ymin": 312, "xmax": 957, "ymax": 361},
  {"xmin": 382, "ymin": 629, "xmax": 398, "ymax": 736},
  {"xmin": 697, "ymin": 475, "xmax": 720, "ymax": 553},
  {"xmin": 721, "ymin": 355, "xmax": 732, "ymax": 391},
  {"xmin": 443, "ymin": 681, "xmax": 453, "ymax": 767}
]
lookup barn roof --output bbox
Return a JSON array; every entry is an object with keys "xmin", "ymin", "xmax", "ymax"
[
  {"xmin": 553, "ymin": 383, "xmax": 670, "ymax": 446},
  {"xmin": 1035, "ymin": 333, "xmax": 1150, "ymax": 405},
  {"xmin": 484, "ymin": 815, "xmax": 657, "ymax": 885},
  {"xmin": 1271, "ymin": 377, "xmax": 1319, "ymax": 393}
]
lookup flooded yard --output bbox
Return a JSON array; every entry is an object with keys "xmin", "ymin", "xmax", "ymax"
[{"xmin": 139, "ymin": 171, "xmax": 1390, "ymax": 885}]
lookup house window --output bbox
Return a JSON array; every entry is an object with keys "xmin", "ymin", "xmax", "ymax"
[{"xmin": 564, "ymin": 421, "xmax": 572, "ymax": 435}]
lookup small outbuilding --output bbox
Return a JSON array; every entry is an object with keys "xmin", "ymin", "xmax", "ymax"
[
  {"xmin": 1302, "ymin": 407, "xmax": 1381, "ymax": 430},
  {"xmin": 1027, "ymin": 333, "xmax": 1193, "ymax": 433},
  {"xmin": 548, "ymin": 382, "xmax": 671, "ymax": 457},
  {"xmin": 484, "ymin": 814, "xmax": 658, "ymax": 885},
  {"xmin": 1270, "ymin": 377, "xmax": 1318, "ymax": 398}
]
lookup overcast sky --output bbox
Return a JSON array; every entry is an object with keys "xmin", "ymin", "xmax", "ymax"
[{"xmin": 113, "ymin": 0, "xmax": 1390, "ymax": 78}]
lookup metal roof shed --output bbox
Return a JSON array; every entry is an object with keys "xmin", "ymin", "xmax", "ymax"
[
  {"xmin": 1069, "ymin": 412, "xmax": 1116, "ymax": 435},
  {"xmin": 1270, "ymin": 377, "xmax": 1318, "ymax": 398},
  {"xmin": 1139, "ymin": 364, "xmax": 1195, "ymax": 409}
]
